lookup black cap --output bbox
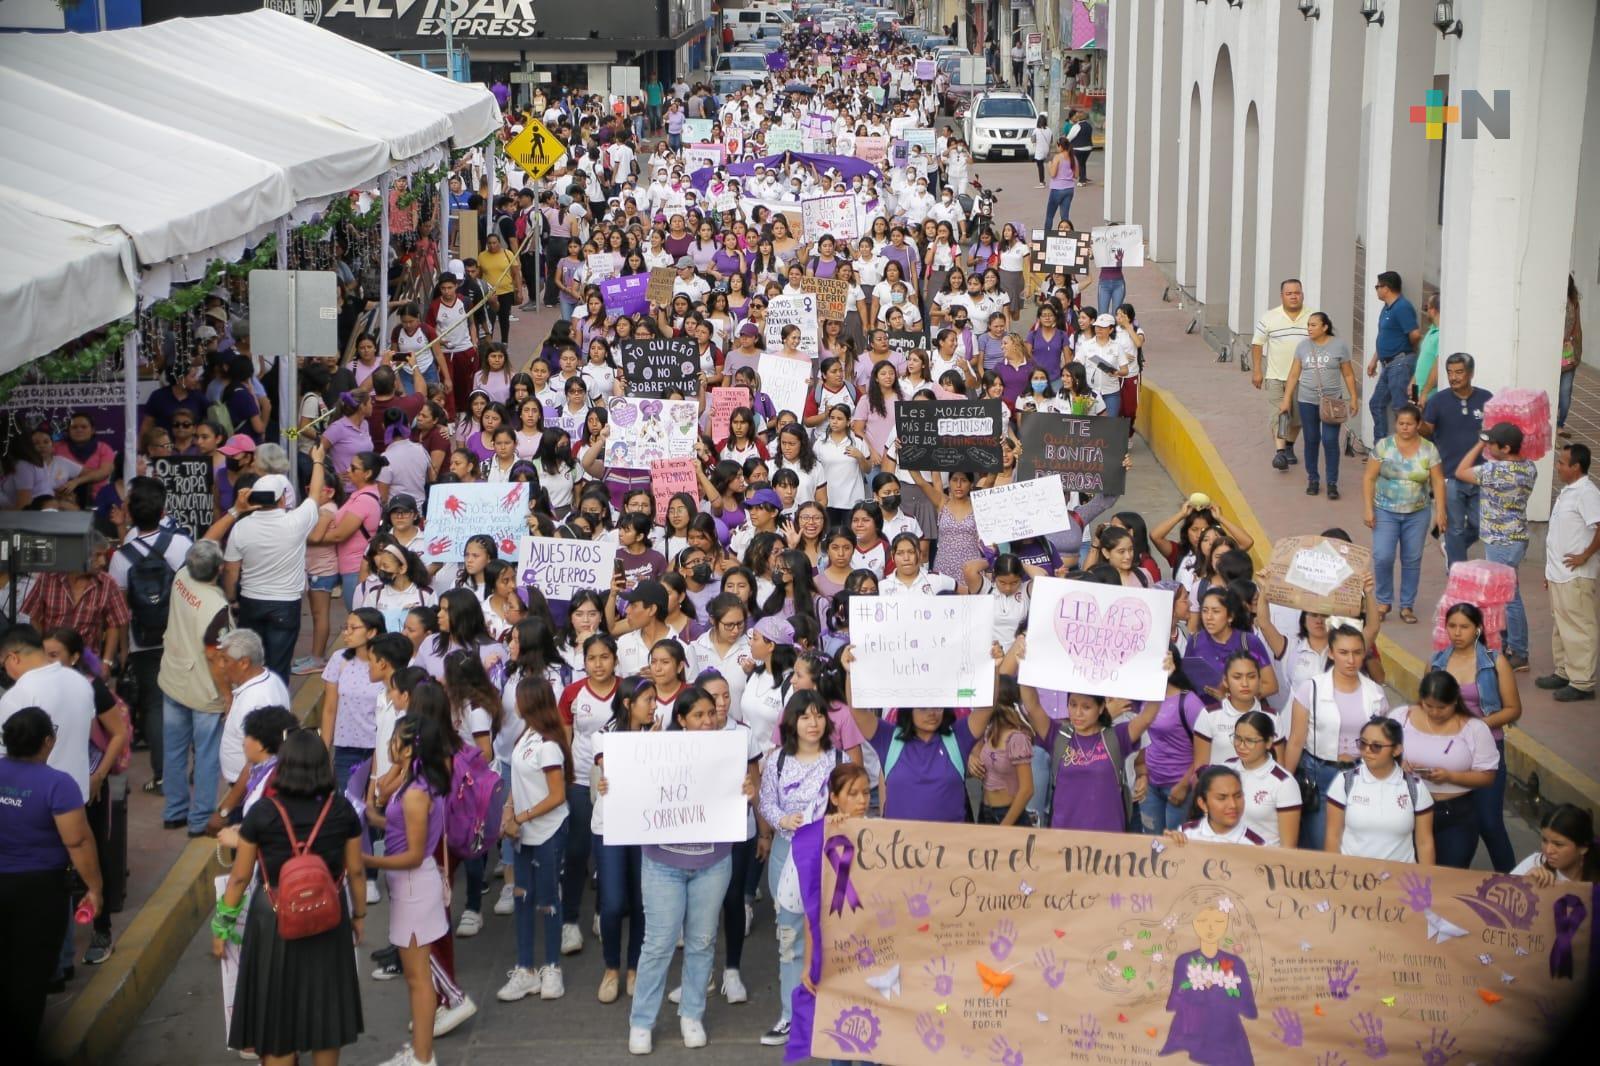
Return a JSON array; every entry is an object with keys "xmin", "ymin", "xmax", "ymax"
[
  {"xmin": 386, "ymin": 492, "xmax": 419, "ymax": 515},
  {"xmin": 1480, "ymin": 423, "xmax": 1523, "ymax": 452}
]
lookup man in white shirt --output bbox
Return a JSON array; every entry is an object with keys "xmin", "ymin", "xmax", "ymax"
[
  {"xmin": 0, "ymin": 625, "xmax": 100, "ymax": 802},
  {"xmin": 216, "ymin": 459, "xmax": 326, "ymax": 683},
  {"xmin": 1250, "ymin": 279, "xmax": 1312, "ymax": 471},
  {"xmin": 1539, "ymin": 443, "xmax": 1600, "ymax": 701},
  {"xmin": 207, "ymin": 628, "xmax": 291, "ymax": 835}
]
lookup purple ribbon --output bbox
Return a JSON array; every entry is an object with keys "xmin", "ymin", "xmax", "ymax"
[
  {"xmin": 1550, "ymin": 894, "xmax": 1587, "ymax": 979},
  {"xmin": 823, "ymin": 833, "xmax": 863, "ymax": 917}
]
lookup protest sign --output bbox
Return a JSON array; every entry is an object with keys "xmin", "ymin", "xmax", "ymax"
[
  {"xmin": 604, "ymin": 397, "xmax": 699, "ymax": 468},
  {"xmin": 650, "ymin": 457, "xmax": 700, "ymax": 525},
  {"xmin": 801, "ymin": 112, "xmax": 836, "ymax": 143},
  {"xmin": 682, "ymin": 118, "xmax": 713, "ymax": 143},
  {"xmin": 645, "ymin": 267, "xmax": 675, "ymax": 308},
  {"xmin": 516, "ymin": 536, "xmax": 617, "ymax": 600},
  {"xmin": 619, "ymin": 337, "xmax": 700, "ymax": 397},
  {"xmin": 801, "ymin": 193, "xmax": 861, "ymax": 244},
  {"xmin": 599, "ymin": 272, "xmax": 650, "ymax": 318},
  {"xmin": 683, "ymin": 142, "xmax": 725, "ymax": 173},
  {"xmin": 1017, "ymin": 412, "xmax": 1129, "ymax": 495},
  {"xmin": 1091, "ymin": 223, "xmax": 1146, "ymax": 268},
  {"xmin": 585, "ymin": 251, "xmax": 621, "ymax": 282},
  {"xmin": 1020, "ymin": 576, "xmax": 1171, "ymax": 701},
  {"xmin": 0, "ymin": 379, "xmax": 140, "ymax": 458},
  {"xmin": 767, "ymin": 128, "xmax": 803, "ymax": 153},
  {"xmin": 854, "ymin": 135, "xmax": 887, "ymax": 167},
  {"xmin": 791, "ymin": 815, "xmax": 1587, "ymax": 1066},
  {"xmin": 848, "ymin": 595, "xmax": 995, "ymax": 708},
  {"xmin": 798, "ymin": 275, "xmax": 849, "ymax": 320},
  {"xmin": 596, "ymin": 731, "xmax": 751, "ymax": 845},
  {"xmin": 1261, "ymin": 535, "xmax": 1372, "ymax": 617},
  {"xmin": 759, "ymin": 353, "xmax": 814, "ymax": 419},
  {"xmin": 152, "ymin": 457, "xmax": 214, "ymax": 538},
  {"xmin": 894, "ymin": 399, "xmax": 1005, "ymax": 473},
  {"xmin": 1029, "ymin": 227, "xmax": 1094, "ymax": 275},
  {"xmin": 709, "ymin": 386, "xmax": 750, "ymax": 441},
  {"xmin": 889, "ymin": 140, "xmax": 909, "ymax": 169},
  {"xmin": 914, "ymin": 58, "xmax": 936, "ymax": 80},
  {"xmin": 765, "ymin": 293, "xmax": 821, "ymax": 355},
  {"xmin": 421, "ymin": 482, "xmax": 527, "ymax": 561},
  {"xmin": 903, "ymin": 127, "xmax": 935, "ymax": 154},
  {"xmin": 970, "ymin": 476, "xmax": 1072, "ymax": 545}
]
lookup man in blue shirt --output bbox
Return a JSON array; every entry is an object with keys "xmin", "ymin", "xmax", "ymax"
[
  {"xmin": 1421, "ymin": 353, "xmax": 1493, "ymax": 566},
  {"xmin": 1364, "ymin": 270, "xmax": 1421, "ymax": 443}
]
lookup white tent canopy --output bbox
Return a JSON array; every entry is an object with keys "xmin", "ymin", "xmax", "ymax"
[{"xmin": 0, "ymin": 7, "xmax": 499, "ymax": 376}]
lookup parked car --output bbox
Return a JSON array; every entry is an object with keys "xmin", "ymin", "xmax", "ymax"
[
  {"xmin": 716, "ymin": 52, "xmax": 770, "ymax": 75},
  {"xmin": 963, "ymin": 91, "xmax": 1039, "ymax": 160}
]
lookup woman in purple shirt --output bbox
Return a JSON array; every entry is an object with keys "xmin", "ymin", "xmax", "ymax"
[
  {"xmin": 1027, "ymin": 302, "xmax": 1069, "ymax": 383},
  {"xmin": 710, "ymin": 232, "xmax": 748, "ymax": 288},
  {"xmin": 1138, "ymin": 650, "xmax": 1209, "ymax": 832},
  {"xmin": 1181, "ymin": 587, "xmax": 1279, "ymax": 709}
]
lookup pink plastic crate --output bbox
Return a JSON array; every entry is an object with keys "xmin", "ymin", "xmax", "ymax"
[
  {"xmin": 1482, "ymin": 388, "xmax": 1553, "ymax": 461},
  {"xmin": 1444, "ymin": 560, "xmax": 1517, "ymax": 607}
]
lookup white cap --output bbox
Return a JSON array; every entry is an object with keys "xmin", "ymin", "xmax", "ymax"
[{"xmin": 252, "ymin": 474, "xmax": 291, "ymax": 501}]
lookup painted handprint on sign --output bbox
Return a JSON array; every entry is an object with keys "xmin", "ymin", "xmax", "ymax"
[
  {"xmin": 904, "ymin": 879, "xmax": 935, "ymax": 919},
  {"xmin": 1034, "ymin": 947, "xmax": 1065, "ymax": 990},
  {"xmin": 989, "ymin": 918, "xmax": 1017, "ymax": 962},
  {"xmin": 1272, "ymin": 1007, "xmax": 1304, "ymax": 1048},
  {"xmin": 924, "ymin": 955, "xmax": 955, "ymax": 996},
  {"xmin": 916, "ymin": 1012, "xmax": 945, "ymax": 1052},
  {"xmin": 1350, "ymin": 1011, "xmax": 1387, "ymax": 1059},
  {"xmin": 1325, "ymin": 961, "xmax": 1359, "ymax": 1000}
]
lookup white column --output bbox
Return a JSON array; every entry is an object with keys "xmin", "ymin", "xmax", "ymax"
[
  {"xmin": 1357, "ymin": 0, "xmax": 1434, "ymax": 446},
  {"xmin": 1438, "ymin": 0, "xmax": 1598, "ymax": 520},
  {"xmin": 1145, "ymin": 0, "xmax": 1184, "ymax": 263},
  {"xmin": 378, "ymin": 171, "xmax": 392, "ymax": 345},
  {"xmin": 274, "ymin": 218, "xmax": 294, "ymax": 448},
  {"xmin": 122, "ymin": 329, "xmax": 138, "ymax": 484},
  {"xmin": 1103, "ymin": 0, "xmax": 1132, "ymax": 220},
  {"xmin": 1123, "ymin": 0, "xmax": 1155, "ymax": 231},
  {"xmin": 1298, "ymin": 4, "xmax": 1365, "ymax": 336},
  {"xmin": 1575, "ymin": 10, "xmax": 1600, "ymax": 311}
]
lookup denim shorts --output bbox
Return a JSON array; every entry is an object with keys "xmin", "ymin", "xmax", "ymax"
[{"xmin": 307, "ymin": 573, "xmax": 339, "ymax": 592}]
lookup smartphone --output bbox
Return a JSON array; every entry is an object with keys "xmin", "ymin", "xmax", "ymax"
[{"xmin": 247, "ymin": 490, "xmax": 278, "ymax": 508}]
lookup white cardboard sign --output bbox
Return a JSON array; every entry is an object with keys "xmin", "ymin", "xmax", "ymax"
[
  {"xmin": 598, "ymin": 730, "xmax": 750, "ymax": 845},
  {"xmin": 517, "ymin": 536, "xmax": 618, "ymax": 600},
  {"xmin": 764, "ymin": 293, "xmax": 820, "ymax": 355},
  {"xmin": 1018, "ymin": 577, "xmax": 1172, "ymax": 702},
  {"xmin": 848, "ymin": 594, "xmax": 996, "ymax": 708},
  {"xmin": 970, "ymin": 477, "xmax": 1073, "ymax": 545},
  {"xmin": 1090, "ymin": 224, "xmax": 1146, "ymax": 268},
  {"xmin": 800, "ymin": 192, "xmax": 861, "ymax": 244},
  {"xmin": 758, "ymin": 352, "xmax": 814, "ymax": 419}
]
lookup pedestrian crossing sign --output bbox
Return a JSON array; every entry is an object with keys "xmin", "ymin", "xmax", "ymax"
[{"xmin": 506, "ymin": 119, "xmax": 567, "ymax": 180}]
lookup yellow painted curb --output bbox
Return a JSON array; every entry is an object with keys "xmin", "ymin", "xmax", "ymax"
[
  {"xmin": 49, "ymin": 676, "xmax": 327, "ymax": 1064},
  {"xmin": 1135, "ymin": 381, "xmax": 1600, "ymax": 814}
]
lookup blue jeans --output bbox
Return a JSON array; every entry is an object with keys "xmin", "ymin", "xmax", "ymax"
[
  {"xmin": 1098, "ymin": 278, "xmax": 1126, "ymax": 316},
  {"xmin": 1368, "ymin": 355, "xmax": 1416, "ymax": 443},
  {"xmin": 236, "ymin": 596, "xmax": 300, "ymax": 685},
  {"xmin": 630, "ymin": 853, "xmax": 732, "ymax": 1029},
  {"xmin": 1443, "ymin": 478, "xmax": 1480, "ymax": 566},
  {"xmin": 1026, "ymin": 745, "xmax": 1051, "ymax": 823},
  {"xmin": 668, "ymin": 133, "xmax": 683, "ymax": 152},
  {"xmin": 1296, "ymin": 755, "xmax": 1344, "ymax": 850},
  {"xmin": 1298, "ymin": 401, "xmax": 1342, "ymax": 486},
  {"xmin": 1431, "ymin": 794, "xmax": 1480, "ymax": 869},
  {"xmin": 1139, "ymin": 781, "xmax": 1189, "ymax": 834},
  {"xmin": 513, "ymin": 819, "xmax": 569, "ymax": 970},
  {"xmin": 1044, "ymin": 186, "xmax": 1075, "ymax": 233},
  {"xmin": 1559, "ymin": 367, "xmax": 1576, "ymax": 427},
  {"xmin": 332, "ymin": 745, "xmax": 371, "ymax": 797},
  {"xmin": 400, "ymin": 360, "xmax": 440, "ymax": 396},
  {"xmin": 1372, "ymin": 507, "xmax": 1431, "ymax": 610},
  {"xmin": 161, "ymin": 698, "xmax": 225, "ymax": 832},
  {"xmin": 1482, "ymin": 540, "xmax": 1529, "ymax": 658},
  {"xmin": 561, "ymin": 784, "xmax": 593, "ymax": 923},
  {"xmin": 596, "ymin": 838, "xmax": 645, "ymax": 971},
  {"xmin": 1100, "ymin": 390, "xmax": 1122, "ymax": 418},
  {"xmin": 1472, "ymin": 738, "xmax": 1515, "ymax": 873},
  {"xmin": 768, "ymin": 834, "xmax": 806, "ymax": 1025}
]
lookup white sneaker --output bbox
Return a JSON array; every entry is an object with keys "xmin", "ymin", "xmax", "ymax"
[
  {"xmin": 721, "ymin": 969, "xmax": 747, "ymax": 1004},
  {"xmin": 681, "ymin": 1017, "xmax": 707, "ymax": 1049},
  {"xmin": 433, "ymin": 994, "xmax": 477, "ymax": 1037},
  {"xmin": 561, "ymin": 922, "xmax": 583, "ymax": 955},
  {"xmin": 455, "ymin": 909, "xmax": 482, "ymax": 938},
  {"xmin": 497, "ymin": 966, "xmax": 541, "ymax": 1002},
  {"xmin": 539, "ymin": 964, "xmax": 566, "ymax": 999},
  {"xmin": 493, "ymin": 884, "xmax": 515, "ymax": 916},
  {"xmin": 375, "ymin": 1046, "xmax": 417, "ymax": 1066},
  {"xmin": 629, "ymin": 1026, "xmax": 653, "ymax": 1055},
  {"xmin": 593, "ymin": 912, "xmax": 601, "ymax": 937},
  {"xmin": 667, "ymin": 984, "xmax": 682, "ymax": 1005},
  {"xmin": 366, "ymin": 880, "xmax": 380, "ymax": 905}
]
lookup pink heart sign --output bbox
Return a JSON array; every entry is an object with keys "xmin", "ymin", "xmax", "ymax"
[{"xmin": 1051, "ymin": 589, "xmax": 1153, "ymax": 683}]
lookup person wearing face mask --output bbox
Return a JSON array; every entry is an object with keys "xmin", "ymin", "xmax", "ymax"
[{"xmin": 902, "ymin": 179, "xmax": 935, "ymax": 227}]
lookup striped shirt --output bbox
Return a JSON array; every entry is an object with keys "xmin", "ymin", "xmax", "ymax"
[{"xmin": 1251, "ymin": 305, "xmax": 1313, "ymax": 381}]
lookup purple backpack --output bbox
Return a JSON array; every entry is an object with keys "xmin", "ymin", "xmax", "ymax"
[{"xmin": 445, "ymin": 746, "xmax": 502, "ymax": 861}]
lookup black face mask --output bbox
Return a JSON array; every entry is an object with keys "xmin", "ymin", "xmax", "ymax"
[
  {"xmin": 690, "ymin": 563, "xmax": 713, "ymax": 585},
  {"xmin": 879, "ymin": 494, "xmax": 901, "ymax": 513},
  {"xmin": 582, "ymin": 511, "xmax": 605, "ymax": 526},
  {"xmin": 376, "ymin": 570, "xmax": 398, "ymax": 586}
]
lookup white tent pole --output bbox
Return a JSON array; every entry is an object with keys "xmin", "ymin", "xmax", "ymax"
[
  {"xmin": 379, "ymin": 171, "xmax": 392, "ymax": 347},
  {"xmin": 440, "ymin": 171, "xmax": 452, "ymax": 263},
  {"xmin": 123, "ymin": 327, "xmax": 138, "ymax": 491},
  {"xmin": 274, "ymin": 218, "xmax": 294, "ymax": 447}
]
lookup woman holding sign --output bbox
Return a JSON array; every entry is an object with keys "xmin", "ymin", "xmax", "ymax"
[{"xmin": 908, "ymin": 467, "xmax": 986, "ymax": 592}]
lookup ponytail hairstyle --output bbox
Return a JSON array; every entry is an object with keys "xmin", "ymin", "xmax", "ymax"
[
  {"xmin": 383, "ymin": 406, "xmax": 414, "ymax": 447},
  {"xmin": 406, "ymin": 680, "xmax": 461, "ymax": 757},
  {"xmin": 1540, "ymin": 803, "xmax": 1600, "ymax": 882},
  {"xmin": 1233, "ymin": 709, "xmax": 1278, "ymax": 745},
  {"xmin": 1416, "ymin": 669, "xmax": 1470, "ymax": 720},
  {"xmin": 1444, "ymin": 602, "xmax": 1486, "ymax": 644},
  {"xmin": 1199, "ymin": 586, "xmax": 1251, "ymax": 634},
  {"xmin": 825, "ymin": 762, "xmax": 871, "ymax": 814},
  {"xmin": 391, "ymin": 713, "xmax": 454, "ymax": 796},
  {"xmin": 443, "ymin": 648, "xmax": 505, "ymax": 737},
  {"xmin": 341, "ymin": 607, "xmax": 388, "ymax": 660},
  {"xmin": 796, "ymin": 650, "xmax": 848, "ymax": 708},
  {"xmin": 339, "ymin": 388, "xmax": 371, "ymax": 417},
  {"xmin": 1189, "ymin": 765, "xmax": 1243, "ymax": 821}
]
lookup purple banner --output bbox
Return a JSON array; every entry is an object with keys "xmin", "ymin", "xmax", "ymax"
[{"xmin": 599, "ymin": 273, "xmax": 650, "ymax": 318}]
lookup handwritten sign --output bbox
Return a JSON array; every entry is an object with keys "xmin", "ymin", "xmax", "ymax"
[
  {"xmin": 848, "ymin": 595, "xmax": 996, "ymax": 708},
  {"xmin": 1020, "ymin": 576, "xmax": 1171, "ymax": 701},
  {"xmin": 421, "ymin": 482, "xmax": 527, "ymax": 561},
  {"xmin": 585, "ymin": 251, "xmax": 622, "ymax": 282},
  {"xmin": 798, "ymin": 275, "xmax": 849, "ymax": 321},
  {"xmin": 597, "ymin": 730, "xmax": 751, "ymax": 845},
  {"xmin": 1017, "ymin": 412, "xmax": 1129, "ymax": 496},
  {"xmin": 650, "ymin": 457, "xmax": 700, "ymax": 525},
  {"xmin": 645, "ymin": 267, "xmax": 676, "ymax": 309},
  {"xmin": 801, "ymin": 112, "xmax": 836, "ymax": 143},
  {"xmin": 766, "ymin": 294, "xmax": 820, "ymax": 355},
  {"xmin": 152, "ymin": 457, "xmax": 214, "ymax": 539},
  {"xmin": 894, "ymin": 399, "xmax": 1005, "ymax": 473},
  {"xmin": 758, "ymin": 353, "xmax": 814, "ymax": 419},
  {"xmin": 619, "ymin": 337, "xmax": 700, "ymax": 397},
  {"xmin": 854, "ymin": 135, "xmax": 887, "ymax": 167},
  {"xmin": 1261, "ymin": 535, "xmax": 1372, "ymax": 617},
  {"xmin": 1030, "ymin": 227, "xmax": 1094, "ymax": 275},
  {"xmin": 682, "ymin": 118, "xmax": 713, "ymax": 143},
  {"xmin": 709, "ymin": 386, "xmax": 750, "ymax": 442},
  {"xmin": 1092, "ymin": 223, "xmax": 1146, "ymax": 269},
  {"xmin": 683, "ymin": 142, "xmax": 726, "ymax": 174},
  {"xmin": 970, "ymin": 476, "xmax": 1072, "ymax": 545},
  {"xmin": 791, "ymin": 816, "xmax": 1588, "ymax": 1066},
  {"xmin": 599, "ymin": 273, "xmax": 651, "ymax": 318},
  {"xmin": 903, "ymin": 127, "xmax": 935, "ymax": 154},
  {"xmin": 767, "ymin": 128, "xmax": 803, "ymax": 153},
  {"xmin": 516, "ymin": 536, "xmax": 616, "ymax": 600},
  {"xmin": 801, "ymin": 193, "xmax": 861, "ymax": 244},
  {"xmin": 604, "ymin": 397, "xmax": 699, "ymax": 468},
  {"xmin": 914, "ymin": 58, "xmax": 936, "ymax": 80}
]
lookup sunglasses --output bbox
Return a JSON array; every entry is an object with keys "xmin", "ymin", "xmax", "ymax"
[
  {"xmin": 172, "ymin": 421, "xmax": 195, "ymax": 428},
  {"xmin": 1356, "ymin": 740, "xmax": 1396, "ymax": 753}
]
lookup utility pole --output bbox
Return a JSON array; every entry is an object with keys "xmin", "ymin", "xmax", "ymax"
[{"xmin": 444, "ymin": 0, "xmax": 455, "ymax": 80}]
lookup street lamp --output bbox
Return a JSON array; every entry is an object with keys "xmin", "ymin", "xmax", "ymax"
[
  {"xmin": 1297, "ymin": 1, "xmax": 1321, "ymax": 19},
  {"xmin": 1225, "ymin": 0, "xmax": 1244, "ymax": 9},
  {"xmin": 1433, "ymin": 1, "xmax": 1465, "ymax": 38},
  {"xmin": 1361, "ymin": 0, "xmax": 1385, "ymax": 27}
]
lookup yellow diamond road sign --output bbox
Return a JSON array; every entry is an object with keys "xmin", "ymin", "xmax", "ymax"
[{"xmin": 506, "ymin": 119, "xmax": 566, "ymax": 180}]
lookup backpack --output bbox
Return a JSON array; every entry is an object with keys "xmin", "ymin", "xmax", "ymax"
[
  {"xmin": 445, "ymin": 745, "xmax": 503, "ymax": 861},
  {"xmin": 1339, "ymin": 765, "xmax": 1422, "ymax": 812},
  {"xmin": 1046, "ymin": 721, "xmax": 1132, "ymax": 827},
  {"xmin": 884, "ymin": 729, "xmax": 963, "ymax": 779},
  {"xmin": 207, "ymin": 394, "xmax": 236, "ymax": 437},
  {"xmin": 119, "ymin": 528, "xmax": 177, "ymax": 646},
  {"xmin": 776, "ymin": 746, "xmax": 846, "ymax": 778},
  {"xmin": 258, "ymin": 794, "xmax": 344, "ymax": 940}
]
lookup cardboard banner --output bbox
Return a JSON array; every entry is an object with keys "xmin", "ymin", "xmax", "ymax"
[
  {"xmin": 645, "ymin": 267, "xmax": 676, "ymax": 309},
  {"xmin": 516, "ymin": 535, "xmax": 617, "ymax": 601},
  {"xmin": 971, "ymin": 476, "xmax": 1072, "ymax": 545},
  {"xmin": 683, "ymin": 142, "xmax": 726, "ymax": 173},
  {"xmin": 1020, "ymin": 576, "xmax": 1172, "ymax": 701},
  {"xmin": 795, "ymin": 816, "xmax": 1589, "ymax": 1066},
  {"xmin": 596, "ymin": 730, "xmax": 751, "ymax": 845},
  {"xmin": 604, "ymin": 397, "xmax": 699, "ymax": 468},
  {"xmin": 759, "ymin": 352, "xmax": 815, "ymax": 419},
  {"xmin": 799, "ymin": 275, "xmax": 850, "ymax": 321},
  {"xmin": 855, "ymin": 135, "xmax": 887, "ymax": 167},
  {"xmin": 619, "ymin": 337, "xmax": 701, "ymax": 397},
  {"xmin": 650, "ymin": 456, "xmax": 700, "ymax": 525},
  {"xmin": 599, "ymin": 273, "xmax": 651, "ymax": 318},
  {"xmin": 802, "ymin": 112, "xmax": 837, "ymax": 143},
  {"xmin": 802, "ymin": 193, "xmax": 862, "ymax": 244},
  {"xmin": 903, "ymin": 127, "xmax": 936, "ymax": 154},
  {"xmin": 1092, "ymin": 224, "xmax": 1146, "ymax": 269},
  {"xmin": 1261, "ymin": 536, "xmax": 1372, "ymax": 617},
  {"xmin": 682, "ymin": 118, "xmax": 714, "ymax": 143},
  {"xmin": 768, "ymin": 129, "xmax": 803, "ymax": 153},
  {"xmin": 585, "ymin": 251, "xmax": 622, "ymax": 282},
  {"xmin": 766, "ymin": 293, "xmax": 821, "ymax": 355},
  {"xmin": 1018, "ymin": 413, "xmax": 1130, "ymax": 496},
  {"xmin": 152, "ymin": 456, "xmax": 214, "ymax": 539},
  {"xmin": 1030, "ymin": 228, "xmax": 1094, "ymax": 276},
  {"xmin": 894, "ymin": 399, "xmax": 1005, "ymax": 473},
  {"xmin": 709, "ymin": 386, "xmax": 750, "ymax": 442},
  {"xmin": 420, "ymin": 482, "xmax": 527, "ymax": 561},
  {"xmin": 848, "ymin": 595, "xmax": 996, "ymax": 708}
]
